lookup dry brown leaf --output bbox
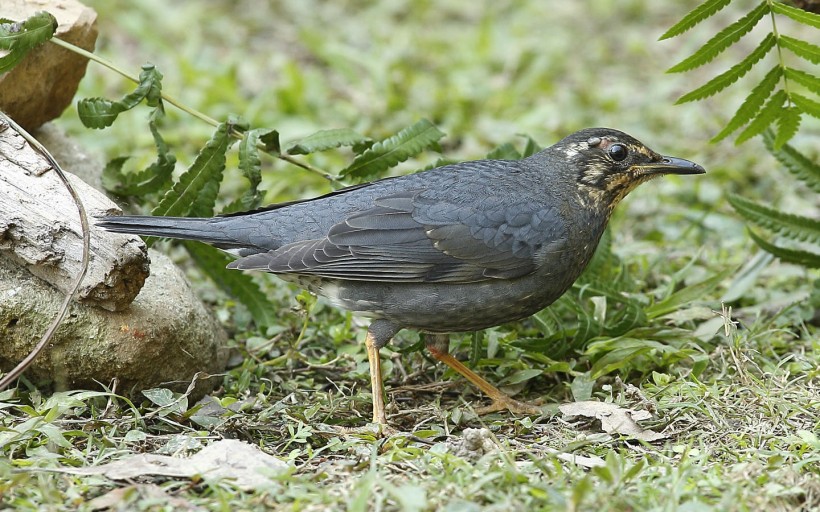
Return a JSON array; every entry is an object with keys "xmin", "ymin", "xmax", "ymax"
[{"xmin": 559, "ymin": 401, "xmax": 666, "ymax": 442}]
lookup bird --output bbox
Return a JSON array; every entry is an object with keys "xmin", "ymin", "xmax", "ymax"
[{"xmin": 97, "ymin": 127, "xmax": 705, "ymax": 426}]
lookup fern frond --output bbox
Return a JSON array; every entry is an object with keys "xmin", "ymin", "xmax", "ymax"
[
  {"xmin": 728, "ymin": 193, "xmax": 820, "ymax": 244},
  {"xmin": 746, "ymin": 229, "xmax": 820, "ymax": 269},
  {"xmin": 667, "ymin": 1, "xmax": 769, "ymax": 73},
  {"xmin": 791, "ymin": 93, "xmax": 820, "ymax": 120},
  {"xmin": 771, "ymin": 1, "xmax": 820, "ymax": 29},
  {"xmin": 773, "ymin": 106, "xmax": 802, "ymax": 149},
  {"xmin": 286, "ymin": 128, "xmax": 372, "ymax": 155},
  {"xmin": 779, "ymin": 35, "xmax": 820, "ymax": 64},
  {"xmin": 676, "ymin": 33, "xmax": 775, "ymax": 104},
  {"xmin": 763, "ymin": 131, "xmax": 820, "ymax": 193},
  {"xmin": 785, "ymin": 67, "xmax": 820, "ymax": 95},
  {"xmin": 659, "ymin": 0, "xmax": 733, "ymax": 40},
  {"xmin": 340, "ymin": 119, "xmax": 445, "ymax": 182},
  {"xmin": 711, "ymin": 65, "xmax": 781, "ymax": 142},
  {"xmin": 735, "ymin": 89, "xmax": 786, "ymax": 144}
]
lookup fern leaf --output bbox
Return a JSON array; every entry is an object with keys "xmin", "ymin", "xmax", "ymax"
[
  {"xmin": 0, "ymin": 12, "xmax": 56, "ymax": 72},
  {"xmin": 286, "ymin": 128, "xmax": 372, "ymax": 155},
  {"xmin": 785, "ymin": 67, "xmax": 820, "ymax": 95},
  {"xmin": 153, "ymin": 122, "xmax": 231, "ymax": 218},
  {"xmin": 667, "ymin": 1, "xmax": 769, "ymax": 73},
  {"xmin": 182, "ymin": 242, "xmax": 279, "ymax": 328},
  {"xmin": 711, "ymin": 65, "xmax": 782, "ymax": 142},
  {"xmin": 746, "ymin": 229, "xmax": 820, "ymax": 269},
  {"xmin": 735, "ymin": 89, "xmax": 786, "ymax": 144},
  {"xmin": 659, "ymin": 0, "xmax": 733, "ymax": 40},
  {"xmin": 340, "ymin": 119, "xmax": 445, "ymax": 181},
  {"xmin": 773, "ymin": 106, "xmax": 802, "ymax": 149},
  {"xmin": 763, "ymin": 131, "xmax": 820, "ymax": 193},
  {"xmin": 78, "ymin": 65, "xmax": 164, "ymax": 129},
  {"xmin": 728, "ymin": 193, "xmax": 820, "ymax": 244},
  {"xmin": 230, "ymin": 128, "xmax": 275, "ymax": 212},
  {"xmin": 779, "ymin": 35, "xmax": 820, "ymax": 64},
  {"xmin": 791, "ymin": 93, "xmax": 820, "ymax": 120},
  {"xmin": 102, "ymin": 120, "xmax": 176, "ymax": 196},
  {"xmin": 486, "ymin": 142, "xmax": 522, "ymax": 160},
  {"xmin": 771, "ymin": 1, "xmax": 820, "ymax": 29},
  {"xmin": 676, "ymin": 33, "xmax": 775, "ymax": 104}
]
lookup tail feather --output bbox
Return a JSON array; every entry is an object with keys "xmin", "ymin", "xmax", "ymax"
[{"xmin": 96, "ymin": 215, "xmax": 239, "ymax": 247}]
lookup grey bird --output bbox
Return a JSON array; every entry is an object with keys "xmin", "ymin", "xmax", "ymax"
[{"xmin": 97, "ymin": 127, "xmax": 705, "ymax": 425}]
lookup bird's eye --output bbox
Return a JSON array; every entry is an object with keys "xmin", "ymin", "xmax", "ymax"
[{"xmin": 608, "ymin": 144, "xmax": 628, "ymax": 162}]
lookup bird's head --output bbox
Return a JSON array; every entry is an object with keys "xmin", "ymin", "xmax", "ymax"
[{"xmin": 555, "ymin": 128, "xmax": 705, "ymax": 211}]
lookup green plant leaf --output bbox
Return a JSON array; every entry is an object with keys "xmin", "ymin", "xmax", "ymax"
[
  {"xmin": 102, "ymin": 120, "xmax": 176, "ymax": 197},
  {"xmin": 779, "ymin": 35, "xmax": 820, "ymax": 64},
  {"xmin": 153, "ymin": 121, "xmax": 232, "ymax": 218},
  {"xmin": 667, "ymin": 1, "xmax": 769, "ymax": 73},
  {"xmin": 486, "ymin": 142, "xmax": 522, "ymax": 160},
  {"xmin": 0, "ymin": 12, "xmax": 57, "ymax": 72},
  {"xmin": 286, "ymin": 128, "xmax": 372, "ymax": 155},
  {"xmin": 784, "ymin": 67, "xmax": 820, "ymax": 95},
  {"xmin": 763, "ymin": 131, "xmax": 820, "ymax": 193},
  {"xmin": 659, "ymin": 0, "xmax": 732, "ymax": 40},
  {"xmin": 728, "ymin": 193, "xmax": 820, "ymax": 244},
  {"xmin": 773, "ymin": 106, "xmax": 802, "ymax": 149},
  {"xmin": 746, "ymin": 229, "xmax": 820, "ymax": 269},
  {"xmin": 735, "ymin": 89, "xmax": 787, "ymax": 144},
  {"xmin": 230, "ymin": 128, "xmax": 275, "ymax": 212},
  {"xmin": 78, "ymin": 65, "xmax": 165, "ymax": 129},
  {"xmin": 340, "ymin": 119, "xmax": 445, "ymax": 182},
  {"xmin": 521, "ymin": 135, "xmax": 542, "ymax": 158},
  {"xmin": 646, "ymin": 267, "xmax": 735, "ymax": 319},
  {"xmin": 675, "ymin": 32, "xmax": 775, "ymax": 104},
  {"xmin": 791, "ymin": 93, "xmax": 820, "ymax": 120},
  {"xmin": 771, "ymin": 1, "xmax": 820, "ymax": 29},
  {"xmin": 711, "ymin": 65, "xmax": 782, "ymax": 142},
  {"xmin": 182, "ymin": 242, "xmax": 279, "ymax": 327}
]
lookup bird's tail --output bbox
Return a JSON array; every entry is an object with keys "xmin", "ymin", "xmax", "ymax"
[{"xmin": 96, "ymin": 215, "xmax": 237, "ymax": 246}]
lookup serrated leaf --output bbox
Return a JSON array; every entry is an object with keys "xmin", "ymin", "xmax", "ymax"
[
  {"xmin": 486, "ymin": 142, "xmax": 521, "ymax": 160},
  {"xmin": 791, "ymin": 93, "xmax": 820, "ymax": 120},
  {"xmin": 659, "ymin": 0, "xmax": 733, "ymax": 40},
  {"xmin": 784, "ymin": 67, "xmax": 820, "ymax": 95},
  {"xmin": 231, "ymin": 128, "xmax": 271, "ymax": 212},
  {"xmin": 773, "ymin": 106, "xmax": 801, "ymax": 148},
  {"xmin": 763, "ymin": 132, "xmax": 820, "ymax": 193},
  {"xmin": 153, "ymin": 122, "xmax": 231, "ymax": 218},
  {"xmin": 0, "ymin": 12, "xmax": 56, "ymax": 72},
  {"xmin": 183, "ymin": 242, "xmax": 279, "ymax": 327},
  {"xmin": 667, "ymin": 1, "xmax": 769, "ymax": 73},
  {"xmin": 77, "ymin": 64, "xmax": 165, "ymax": 129},
  {"xmin": 340, "ymin": 119, "xmax": 445, "ymax": 182},
  {"xmin": 521, "ymin": 135, "xmax": 541, "ymax": 157},
  {"xmin": 646, "ymin": 267, "xmax": 735, "ymax": 319},
  {"xmin": 286, "ymin": 128, "xmax": 372, "ymax": 155},
  {"xmin": 747, "ymin": 229, "xmax": 820, "ymax": 268},
  {"xmin": 676, "ymin": 33, "xmax": 775, "ymax": 104},
  {"xmin": 102, "ymin": 120, "xmax": 176, "ymax": 196},
  {"xmin": 771, "ymin": 1, "xmax": 820, "ymax": 29},
  {"xmin": 729, "ymin": 193, "xmax": 820, "ymax": 244},
  {"xmin": 711, "ymin": 66, "xmax": 782, "ymax": 142},
  {"xmin": 735, "ymin": 89, "xmax": 787, "ymax": 144},
  {"xmin": 779, "ymin": 35, "xmax": 820, "ymax": 64}
]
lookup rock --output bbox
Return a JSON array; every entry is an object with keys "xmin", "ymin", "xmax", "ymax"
[
  {"xmin": 0, "ymin": 249, "xmax": 228, "ymax": 401},
  {"xmin": 0, "ymin": 0, "xmax": 98, "ymax": 130},
  {"xmin": 0, "ymin": 121, "xmax": 149, "ymax": 311}
]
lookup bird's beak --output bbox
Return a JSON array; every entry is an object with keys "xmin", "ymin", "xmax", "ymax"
[{"xmin": 635, "ymin": 156, "xmax": 706, "ymax": 176}]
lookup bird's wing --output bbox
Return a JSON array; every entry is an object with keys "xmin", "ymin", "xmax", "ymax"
[{"xmin": 228, "ymin": 188, "xmax": 568, "ymax": 283}]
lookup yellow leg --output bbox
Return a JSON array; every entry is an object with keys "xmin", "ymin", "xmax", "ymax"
[
  {"xmin": 426, "ymin": 339, "xmax": 542, "ymax": 416},
  {"xmin": 365, "ymin": 330, "xmax": 388, "ymax": 425}
]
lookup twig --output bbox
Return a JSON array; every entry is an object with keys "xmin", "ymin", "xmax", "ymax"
[{"xmin": 0, "ymin": 113, "xmax": 91, "ymax": 391}]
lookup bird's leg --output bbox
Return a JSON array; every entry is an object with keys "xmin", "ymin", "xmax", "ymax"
[
  {"xmin": 364, "ymin": 320, "xmax": 399, "ymax": 426},
  {"xmin": 425, "ymin": 334, "xmax": 542, "ymax": 416}
]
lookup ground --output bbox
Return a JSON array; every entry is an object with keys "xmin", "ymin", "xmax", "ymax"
[{"xmin": 1, "ymin": 1, "xmax": 818, "ymax": 510}]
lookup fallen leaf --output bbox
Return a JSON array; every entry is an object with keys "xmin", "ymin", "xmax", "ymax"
[
  {"xmin": 559, "ymin": 401, "xmax": 666, "ymax": 442},
  {"xmin": 46, "ymin": 439, "xmax": 288, "ymax": 490}
]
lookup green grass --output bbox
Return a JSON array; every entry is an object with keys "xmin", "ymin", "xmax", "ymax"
[{"xmin": 2, "ymin": 0, "xmax": 818, "ymax": 510}]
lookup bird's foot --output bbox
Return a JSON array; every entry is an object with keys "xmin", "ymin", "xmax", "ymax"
[{"xmin": 474, "ymin": 396, "xmax": 543, "ymax": 416}]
